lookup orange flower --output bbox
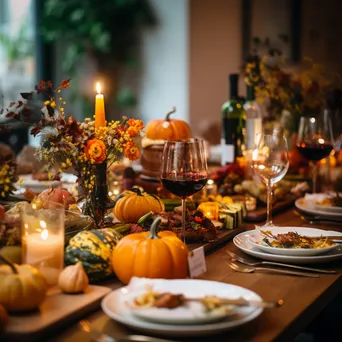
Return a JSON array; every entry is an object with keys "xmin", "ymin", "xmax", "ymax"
[
  {"xmin": 124, "ymin": 141, "xmax": 140, "ymax": 160},
  {"xmin": 127, "ymin": 125, "xmax": 139, "ymax": 137},
  {"xmin": 84, "ymin": 138, "xmax": 106, "ymax": 164},
  {"xmin": 128, "ymin": 119, "xmax": 144, "ymax": 130}
]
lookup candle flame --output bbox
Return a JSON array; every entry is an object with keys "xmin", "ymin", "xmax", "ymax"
[
  {"xmin": 96, "ymin": 82, "xmax": 102, "ymax": 94},
  {"xmin": 40, "ymin": 220, "xmax": 47, "ymax": 229},
  {"xmin": 41, "ymin": 229, "xmax": 49, "ymax": 241}
]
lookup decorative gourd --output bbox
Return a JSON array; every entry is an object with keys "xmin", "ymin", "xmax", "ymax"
[
  {"xmin": 65, "ymin": 228, "xmax": 122, "ymax": 282},
  {"xmin": 58, "ymin": 262, "xmax": 89, "ymax": 293},
  {"xmin": 113, "ymin": 188, "xmax": 165, "ymax": 223},
  {"xmin": 112, "ymin": 217, "xmax": 188, "ymax": 285},
  {"xmin": 0, "ymin": 255, "xmax": 48, "ymax": 312},
  {"xmin": 145, "ymin": 107, "xmax": 191, "ymax": 141}
]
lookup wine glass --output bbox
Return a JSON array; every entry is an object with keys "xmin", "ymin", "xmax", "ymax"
[
  {"xmin": 251, "ymin": 132, "xmax": 289, "ymax": 227},
  {"xmin": 161, "ymin": 138, "xmax": 208, "ymax": 243},
  {"xmin": 296, "ymin": 115, "xmax": 334, "ymax": 193}
]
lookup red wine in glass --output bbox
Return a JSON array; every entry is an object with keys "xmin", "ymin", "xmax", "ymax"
[
  {"xmin": 296, "ymin": 142, "xmax": 333, "ymax": 161},
  {"xmin": 296, "ymin": 115, "xmax": 334, "ymax": 193},
  {"xmin": 161, "ymin": 139, "xmax": 208, "ymax": 243},
  {"xmin": 161, "ymin": 174, "xmax": 208, "ymax": 198}
]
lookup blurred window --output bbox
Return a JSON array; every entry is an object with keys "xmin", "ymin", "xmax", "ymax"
[
  {"xmin": 0, "ymin": 0, "xmax": 36, "ymax": 108},
  {"xmin": 0, "ymin": 0, "xmax": 36, "ymax": 153}
]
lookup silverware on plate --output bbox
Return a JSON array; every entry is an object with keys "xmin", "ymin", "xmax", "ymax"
[
  {"xmin": 227, "ymin": 260, "xmax": 319, "ymax": 278},
  {"xmin": 184, "ymin": 296, "xmax": 282, "ymax": 309},
  {"xmin": 226, "ymin": 250, "xmax": 337, "ymax": 274}
]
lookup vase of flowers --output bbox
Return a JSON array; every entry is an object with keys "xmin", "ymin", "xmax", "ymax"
[{"xmin": 1, "ymin": 79, "xmax": 144, "ymax": 226}]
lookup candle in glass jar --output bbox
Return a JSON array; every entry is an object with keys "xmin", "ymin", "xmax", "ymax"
[
  {"xmin": 197, "ymin": 202, "xmax": 219, "ymax": 220},
  {"xmin": 23, "ymin": 228, "xmax": 64, "ymax": 286},
  {"xmin": 95, "ymin": 82, "xmax": 106, "ymax": 129},
  {"xmin": 205, "ymin": 179, "xmax": 217, "ymax": 197}
]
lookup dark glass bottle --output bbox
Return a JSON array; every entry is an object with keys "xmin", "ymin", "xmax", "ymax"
[{"xmin": 221, "ymin": 74, "xmax": 245, "ymax": 165}]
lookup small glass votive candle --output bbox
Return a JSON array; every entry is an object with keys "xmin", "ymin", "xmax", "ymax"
[
  {"xmin": 21, "ymin": 203, "xmax": 65, "ymax": 286},
  {"xmin": 245, "ymin": 196, "xmax": 257, "ymax": 211},
  {"xmin": 205, "ymin": 179, "xmax": 218, "ymax": 197},
  {"xmin": 109, "ymin": 180, "xmax": 122, "ymax": 198},
  {"xmin": 198, "ymin": 202, "xmax": 219, "ymax": 221}
]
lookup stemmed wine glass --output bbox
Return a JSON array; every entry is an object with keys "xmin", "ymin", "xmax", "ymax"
[
  {"xmin": 161, "ymin": 138, "xmax": 208, "ymax": 243},
  {"xmin": 296, "ymin": 115, "xmax": 334, "ymax": 193},
  {"xmin": 251, "ymin": 132, "xmax": 289, "ymax": 227}
]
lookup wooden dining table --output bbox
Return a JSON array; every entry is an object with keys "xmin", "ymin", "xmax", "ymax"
[{"xmin": 50, "ymin": 208, "xmax": 342, "ymax": 342}]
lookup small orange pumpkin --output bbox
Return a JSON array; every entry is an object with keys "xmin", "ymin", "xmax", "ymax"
[
  {"xmin": 113, "ymin": 188, "xmax": 165, "ymax": 223},
  {"xmin": 112, "ymin": 217, "xmax": 188, "ymax": 284},
  {"xmin": 145, "ymin": 107, "xmax": 191, "ymax": 141}
]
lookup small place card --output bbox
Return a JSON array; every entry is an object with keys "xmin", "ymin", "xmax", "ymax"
[{"xmin": 188, "ymin": 246, "xmax": 207, "ymax": 278}]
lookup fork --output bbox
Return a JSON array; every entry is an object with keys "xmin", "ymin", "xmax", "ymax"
[
  {"xmin": 226, "ymin": 250, "xmax": 337, "ymax": 274},
  {"xmin": 227, "ymin": 260, "xmax": 319, "ymax": 277}
]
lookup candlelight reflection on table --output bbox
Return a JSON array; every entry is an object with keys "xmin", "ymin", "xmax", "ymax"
[{"xmin": 21, "ymin": 203, "xmax": 65, "ymax": 286}]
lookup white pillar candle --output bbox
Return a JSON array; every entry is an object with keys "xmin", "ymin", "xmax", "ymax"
[{"xmin": 23, "ymin": 229, "xmax": 64, "ymax": 286}]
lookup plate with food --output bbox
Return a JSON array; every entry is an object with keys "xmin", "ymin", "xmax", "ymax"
[
  {"xmin": 313, "ymin": 193, "xmax": 342, "ymax": 213},
  {"xmin": 126, "ymin": 287, "xmax": 237, "ymax": 325},
  {"xmin": 248, "ymin": 228, "xmax": 337, "ymax": 256},
  {"xmin": 295, "ymin": 195, "xmax": 342, "ymax": 220},
  {"xmin": 234, "ymin": 228, "xmax": 342, "ymax": 264},
  {"xmin": 101, "ymin": 278, "xmax": 263, "ymax": 336}
]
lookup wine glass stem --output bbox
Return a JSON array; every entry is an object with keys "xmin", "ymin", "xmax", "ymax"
[
  {"xmin": 312, "ymin": 162, "xmax": 318, "ymax": 193},
  {"xmin": 266, "ymin": 181, "xmax": 273, "ymax": 226},
  {"xmin": 181, "ymin": 197, "xmax": 186, "ymax": 244}
]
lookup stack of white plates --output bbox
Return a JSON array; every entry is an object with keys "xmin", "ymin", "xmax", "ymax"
[
  {"xmin": 295, "ymin": 194, "xmax": 342, "ymax": 219},
  {"xmin": 234, "ymin": 227, "xmax": 342, "ymax": 264},
  {"xmin": 101, "ymin": 278, "xmax": 263, "ymax": 337}
]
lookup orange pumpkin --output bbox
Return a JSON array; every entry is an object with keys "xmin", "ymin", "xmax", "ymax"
[
  {"xmin": 145, "ymin": 107, "xmax": 191, "ymax": 141},
  {"xmin": 112, "ymin": 217, "xmax": 188, "ymax": 284},
  {"xmin": 113, "ymin": 188, "xmax": 165, "ymax": 223}
]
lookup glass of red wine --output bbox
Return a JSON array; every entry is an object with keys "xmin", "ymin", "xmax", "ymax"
[
  {"xmin": 161, "ymin": 138, "xmax": 208, "ymax": 243},
  {"xmin": 296, "ymin": 115, "xmax": 334, "ymax": 193}
]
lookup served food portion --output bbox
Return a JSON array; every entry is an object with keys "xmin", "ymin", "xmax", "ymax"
[
  {"xmin": 126, "ymin": 285, "xmax": 237, "ymax": 324},
  {"xmin": 259, "ymin": 230, "xmax": 335, "ymax": 249},
  {"xmin": 248, "ymin": 228, "xmax": 339, "ymax": 257},
  {"xmin": 314, "ymin": 193, "xmax": 342, "ymax": 212}
]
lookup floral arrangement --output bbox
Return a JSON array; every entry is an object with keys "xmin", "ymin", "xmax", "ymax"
[
  {"xmin": 0, "ymin": 158, "xmax": 17, "ymax": 199},
  {"xmin": 1, "ymin": 79, "xmax": 144, "ymax": 199},
  {"xmin": 242, "ymin": 49, "xmax": 341, "ymax": 134}
]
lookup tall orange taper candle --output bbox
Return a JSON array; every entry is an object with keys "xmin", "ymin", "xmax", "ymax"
[{"xmin": 95, "ymin": 82, "xmax": 106, "ymax": 128}]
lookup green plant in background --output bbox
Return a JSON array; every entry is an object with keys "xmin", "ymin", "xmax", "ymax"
[
  {"xmin": 0, "ymin": 23, "xmax": 33, "ymax": 64},
  {"xmin": 41, "ymin": 0, "xmax": 157, "ymax": 116}
]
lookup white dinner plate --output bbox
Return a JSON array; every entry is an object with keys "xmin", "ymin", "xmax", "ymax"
[
  {"xmin": 295, "ymin": 197, "xmax": 342, "ymax": 220},
  {"xmin": 15, "ymin": 173, "xmax": 77, "ymax": 193},
  {"xmin": 314, "ymin": 204, "xmax": 342, "ymax": 214},
  {"xmin": 234, "ymin": 228, "xmax": 342, "ymax": 264},
  {"xmin": 248, "ymin": 228, "xmax": 338, "ymax": 256},
  {"xmin": 101, "ymin": 278, "xmax": 263, "ymax": 337}
]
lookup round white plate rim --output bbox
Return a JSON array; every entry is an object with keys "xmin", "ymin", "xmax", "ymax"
[
  {"xmin": 313, "ymin": 203, "xmax": 342, "ymax": 213},
  {"xmin": 234, "ymin": 228, "xmax": 342, "ymax": 264},
  {"xmin": 248, "ymin": 231, "xmax": 338, "ymax": 256},
  {"xmin": 101, "ymin": 279, "xmax": 263, "ymax": 337},
  {"xmin": 130, "ymin": 304, "xmax": 236, "ymax": 325},
  {"xmin": 295, "ymin": 198, "xmax": 342, "ymax": 219}
]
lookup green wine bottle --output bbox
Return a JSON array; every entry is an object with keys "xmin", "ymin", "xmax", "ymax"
[{"xmin": 221, "ymin": 74, "xmax": 245, "ymax": 165}]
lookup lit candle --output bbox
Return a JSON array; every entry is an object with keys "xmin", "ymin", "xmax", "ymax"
[
  {"xmin": 205, "ymin": 179, "xmax": 217, "ymax": 197},
  {"xmin": 95, "ymin": 82, "xmax": 106, "ymax": 129},
  {"xmin": 23, "ymin": 225, "xmax": 64, "ymax": 286},
  {"xmin": 197, "ymin": 202, "xmax": 219, "ymax": 221},
  {"xmin": 21, "ymin": 207, "xmax": 65, "ymax": 287}
]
